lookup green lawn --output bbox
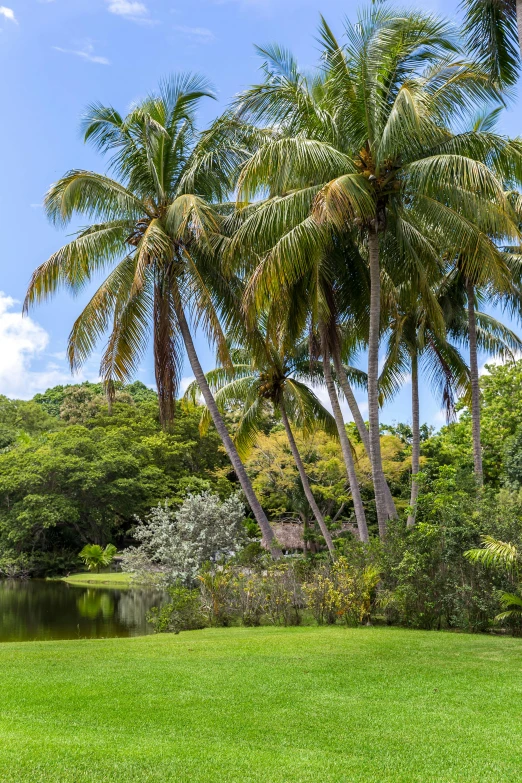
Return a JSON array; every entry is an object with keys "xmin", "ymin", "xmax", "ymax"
[
  {"xmin": 0, "ymin": 626, "xmax": 521, "ymax": 782},
  {"xmin": 61, "ymin": 571, "xmax": 132, "ymax": 588}
]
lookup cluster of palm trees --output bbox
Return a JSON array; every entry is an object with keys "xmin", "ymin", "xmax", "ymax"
[{"xmin": 25, "ymin": 7, "xmax": 522, "ymax": 557}]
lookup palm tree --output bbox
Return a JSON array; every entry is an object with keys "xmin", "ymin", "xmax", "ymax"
[
  {"xmin": 465, "ymin": 536, "xmax": 522, "ymax": 623},
  {"xmin": 24, "ymin": 75, "xmax": 281, "ymax": 557},
  {"xmin": 439, "ymin": 270, "xmax": 522, "ymax": 482},
  {"xmin": 438, "ymin": 116, "xmax": 522, "ymax": 483},
  {"xmin": 461, "ymin": 0, "xmax": 521, "ymax": 85},
  {"xmin": 313, "ymin": 251, "xmax": 397, "ymax": 522},
  {"xmin": 280, "ymin": 246, "xmax": 371, "ymax": 540},
  {"xmin": 230, "ymin": 9, "xmax": 519, "ymax": 536},
  {"xmin": 186, "ymin": 332, "xmax": 342, "ymax": 555},
  {"xmin": 380, "ymin": 282, "xmax": 471, "ymax": 525},
  {"xmin": 79, "ymin": 544, "xmax": 117, "ymax": 574}
]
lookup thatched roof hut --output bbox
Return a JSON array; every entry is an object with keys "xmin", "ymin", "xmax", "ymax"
[
  {"xmin": 270, "ymin": 522, "xmax": 305, "ymax": 550},
  {"xmin": 267, "ymin": 520, "xmax": 358, "ymax": 551}
]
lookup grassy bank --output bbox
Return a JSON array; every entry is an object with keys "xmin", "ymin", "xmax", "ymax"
[
  {"xmin": 0, "ymin": 626, "xmax": 520, "ymax": 782},
  {"xmin": 61, "ymin": 572, "xmax": 132, "ymax": 588}
]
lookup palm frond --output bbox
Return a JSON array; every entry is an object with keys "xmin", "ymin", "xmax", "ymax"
[{"xmin": 465, "ymin": 535, "xmax": 519, "ymax": 572}]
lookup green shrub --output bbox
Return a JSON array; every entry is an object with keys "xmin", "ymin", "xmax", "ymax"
[
  {"xmin": 260, "ymin": 564, "xmax": 305, "ymax": 626},
  {"xmin": 303, "ymin": 558, "xmax": 380, "ymax": 626},
  {"xmin": 148, "ymin": 585, "xmax": 205, "ymax": 634},
  {"xmin": 198, "ymin": 564, "xmax": 235, "ymax": 626},
  {"xmin": 229, "ymin": 570, "xmax": 266, "ymax": 626}
]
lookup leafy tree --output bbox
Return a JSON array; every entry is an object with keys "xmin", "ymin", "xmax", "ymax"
[
  {"xmin": 33, "ymin": 381, "xmax": 157, "ymax": 419},
  {"xmin": 245, "ymin": 428, "xmax": 352, "ymax": 529},
  {"xmin": 429, "ymin": 359, "xmax": 522, "ymax": 485},
  {"xmin": 0, "ymin": 391, "xmax": 231, "ymax": 572},
  {"xmin": 0, "ymin": 396, "xmax": 59, "ymax": 448}
]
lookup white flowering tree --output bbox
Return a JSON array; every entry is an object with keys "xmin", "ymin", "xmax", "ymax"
[{"xmin": 121, "ymin": 492, "xmax": 247, "ymax": 585}]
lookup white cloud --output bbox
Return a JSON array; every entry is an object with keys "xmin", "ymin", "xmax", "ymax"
[
  {"xmin": 0, "ymin": 6, "xmax": 17, "ymax": 23},
  {"xmin": 53, "ymin": 42, "xmax": 111, "ymax": 65},
  {"xmin": 173, "ymin": 24, "xmax": 214, "ymax": 43},
  {"xmin": 433, "ymin": 408, "xmax": 447, "ymax": 424},
  {"xmin": 309, "ymin": 381, "xmax": 353, "ymax": 422},
  {"xmin": 479, "ymin": 351, "xmax": 522, "ymax": 376},
  {"xmin": 357, "ymin": 400, "xmax": 369, "ymax": 416},
  {"xmin": 0, "ymin": 293, "xmax": 98, "ymax": 400},
  {"xmin": 105, "ymin": 0, "xmax": 150, "ymax": 21},
  {"xmin": 180, "ymin": 376, "xmax": 196, "ymax": 393}
]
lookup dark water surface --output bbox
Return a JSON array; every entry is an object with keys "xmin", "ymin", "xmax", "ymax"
[{"xmin": 0, "ymin": 579, "xmax": 167, "ymax": 642}]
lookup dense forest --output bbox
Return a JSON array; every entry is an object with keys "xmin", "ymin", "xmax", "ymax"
[
  {"xmin": 0, "ymin": 381, "xmax": 231, "ymax": 575},
  {"xmin": 2, "ymin": 359, "xmax": 522, "ymax": 606}
]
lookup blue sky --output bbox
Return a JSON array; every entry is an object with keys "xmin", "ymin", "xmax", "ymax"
[{"xmin": 0, "ymin": 0, "xmax": 520, "ymax": 426}]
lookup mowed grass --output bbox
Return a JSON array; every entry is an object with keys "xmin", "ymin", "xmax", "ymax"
[
  {"xmin": 0, "ymin": 627, "xmax": 521, "ymax": 783},
  {"xmin": 61, "ymin": 572, "xmax": 132, "ymax": 588}
]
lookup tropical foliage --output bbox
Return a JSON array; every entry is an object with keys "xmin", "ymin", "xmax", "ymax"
[
  {"xmin": 79, "ymin": 543, "xmax": 117, "ymax": 573},
  {"xmin": 0, "ymin": 3, "xmax": 521, "ymax": 634}
]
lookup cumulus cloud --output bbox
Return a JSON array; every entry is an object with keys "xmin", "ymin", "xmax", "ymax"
[
  {"xmin": 0, "ymin": 6, "xmax": 17, "ymax": 23},
  {"xmin": 0, "ymin": 293, "xmax": 98, "ymax": 400},
  {"xmin": 53, "ymin": 42, "xmax": 111, "ymax": 65},
  {"xmin": 173, "ymin": 24, "xmax": 214, "ymax": 43},
  {"xmin": 105, "ymin": 0, "xmax": 150, "ymax": 22},
  {"xmin": 180, "ymin": 376, "xmax": 196, "ymax": 393},
  {"xmin": 479, "ymin": 351, "xmax": 522, "ymax": 376},
  {"xmin": 310, "ymin": 381, "xmax": 365, "ymax": 423}
]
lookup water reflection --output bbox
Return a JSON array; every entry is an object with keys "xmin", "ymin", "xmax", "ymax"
[
  {"xmin": 0, "ymin": 579, "xmax": 167, "ymax": 642},
  {"xmin": 77, "ymin": 590, "xmax": 115, "ymax": 620}
]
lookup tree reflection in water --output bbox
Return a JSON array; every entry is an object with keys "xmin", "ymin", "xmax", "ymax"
[
  {"xmin": 0, "ymin": 579, "xmax": 167, "ymax": 642},
  {"xmin": 77, "ymin": 590, "xmax": 115, "ymax": 620}
]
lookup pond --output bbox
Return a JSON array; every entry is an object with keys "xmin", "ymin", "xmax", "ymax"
[{"xmin": 0, "ymin": 579, "xmax": 167, "ymax": 643}]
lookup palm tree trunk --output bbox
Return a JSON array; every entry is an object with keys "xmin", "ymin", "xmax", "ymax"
[
  {"xmin": 367, "ymin": 227, "xmax": 389, "ymax": 537},
  {"xmin": 174, "ymin": 301, "xmax": 282, "ymax": 558},
  {"xmin": 466, "ymin": 278, "xmax": 483, "ymax": 483},
  {"xmin": 407, "ymin": 349, "xmax": 420, "ymax": 528},
  {"xmin": 331, "ymin": 342, "xmax": 397, "ymax": 520},
  {"xmin": 278, "ymin": 403, "xmax": 336, "ymax": 557},
  {"xmin": 321, "ymin": 331, "xmax": 369, "ymax": 542}
]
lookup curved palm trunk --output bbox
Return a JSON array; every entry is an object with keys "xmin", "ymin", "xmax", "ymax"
[
  {"xmin": 367, "ymin": 228, "xmax": 389, "ymax": 537},
  {"xmin": 331, "ymin": 342, "xmax": 397, "ymax": 520},
  {"xmin": 321, "ymin": 333, "xmax": 369, "ymax": 542},
  {"xmin": 174, "ymin": 301, "xmax": 282, "ymax": 558},
  {"xmin": 407, "ymin": 349, "xmax": 420, "ymax": 528},
  {"xmin": 466, "ymin": 278, "xmax": 483, "ymax": 483},
  {"xmin": 278, "ymin": 403, "xmax": 336, "ymax": 557}
]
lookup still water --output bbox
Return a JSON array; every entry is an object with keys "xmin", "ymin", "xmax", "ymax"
[{"xmin": 0, "ymin": 579, "xmax": 167, "ymax": 643}]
